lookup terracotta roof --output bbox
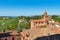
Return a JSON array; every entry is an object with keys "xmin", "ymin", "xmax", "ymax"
[
  {"xmin": 0, "ymin": 30, "xmax": 18, "ymax": 38},
  {"xmin": 31, "ymin": 20, "xmax": 44, "ymax": 22},
  {"xmin": 0, "ymin": 30, "xmax": 18, "ymax": 35}
]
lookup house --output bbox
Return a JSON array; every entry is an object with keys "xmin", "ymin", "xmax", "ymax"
[{"xmin": 0, "ymin": 31, "xmax": 18, "ymax": 40}]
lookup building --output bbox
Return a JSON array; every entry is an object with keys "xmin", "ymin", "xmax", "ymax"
[
  {"xmin": 30, "ymin": 10, "xmax": 51, "ymax": 28},
  {"xmin": 0, "ymin": 30, "xmax": 25, "ymax": 40},
  {"xmin": 22, "ymin": 10, "xmax": 60, "ymax": 40},
  {"xmin": 0, "ymin": 31, "xmax": 18, "ymax": 40}
]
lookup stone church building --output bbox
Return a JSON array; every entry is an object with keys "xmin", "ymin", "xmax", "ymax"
[{"xmin": 30, "ymin": 10, "xmax": 51, "ymax": 28}]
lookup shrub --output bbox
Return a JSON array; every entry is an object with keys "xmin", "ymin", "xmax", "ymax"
[{"xmin": 40, "ymin": 26, "xmax": 46, "ymax": 28}]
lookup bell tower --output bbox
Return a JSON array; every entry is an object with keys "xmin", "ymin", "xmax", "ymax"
[
  {"xmin": 43, "ymin": 10, "xmax": 47, "ymax": 18},
  {"xmin": 43, "ymin": 10, "xmax": 48, "ymax": 26}
]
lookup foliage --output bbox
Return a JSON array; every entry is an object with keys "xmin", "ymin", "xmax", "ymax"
[
  {"xmin": 40, "ymin": 26, "xmax": 46, "ymax": 28},
  {"xmin": 0, "ymin": 15, "xmax": 60, "ymax": 30},
  {"xmin": 52, "ymin": 15, "xmax": 60, "ymax": 22}
]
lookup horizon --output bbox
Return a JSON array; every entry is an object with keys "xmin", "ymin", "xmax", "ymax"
[{"xmin": 0, "ymin": 0, "xmax": 60, "ymax": 16}]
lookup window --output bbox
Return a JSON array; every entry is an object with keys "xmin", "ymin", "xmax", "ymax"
[
  {"xmin": 41, "ymin": 22, "xmax": 43, "ymax": 24},
  {"xmin": 12, "ymin": 37, "xmax": 14, "ymax": 40},
  {"xmin": 5, "ymin": 39, "xmax": 7, "ymax": 40}
]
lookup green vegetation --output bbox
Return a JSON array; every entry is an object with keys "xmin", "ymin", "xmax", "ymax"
[
  {"xmin": 52, "ymin": 15, "xmax": 60, "ymax": 22},
  {"xmin": 40, "ymin": 26, "xmax": 47, "ymax": 28},
  {"xmin": 0, "ymin": 15, "xmax": 60, "ymax": 30}
]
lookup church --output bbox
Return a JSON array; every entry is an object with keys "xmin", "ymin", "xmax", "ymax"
[{"xmin": 30, "ymin": 10, "xmax": 51, "ymax": 28}]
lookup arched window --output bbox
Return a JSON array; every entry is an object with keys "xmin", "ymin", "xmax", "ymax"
[{"xmin": 12, "ymin": 37, "xmax": 14, "ymax": 40}]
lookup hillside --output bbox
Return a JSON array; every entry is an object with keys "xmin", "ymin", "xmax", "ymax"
[{"xmin": 0, "ymin": 15, "xmax": 60, "ymax": 30}]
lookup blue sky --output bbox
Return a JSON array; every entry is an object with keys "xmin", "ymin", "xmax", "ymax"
[{"xmin": 0, "ymin": 0, "xmax": 60, "ymax": 16}]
